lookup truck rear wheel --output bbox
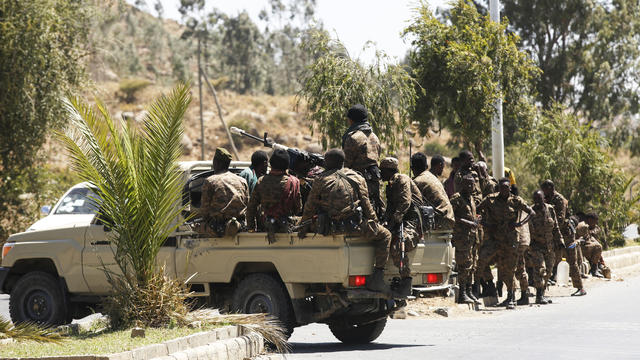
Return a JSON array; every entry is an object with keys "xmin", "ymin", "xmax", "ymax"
[
  {"xmin": 9, "ymin": 272, "xmax": 68, "ymax": 326},
  {"xmin": 329, "ymin": 317, "xmax": 387, "ymax": 344},
  {"xmin": 231, "ymin": 273, "xmax": 295, "ymax": 336}
]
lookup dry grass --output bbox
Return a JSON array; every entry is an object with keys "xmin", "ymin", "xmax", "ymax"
[
  {"xmin": 0, "ymin": 317, "xmax": 63, "ymax": 344},
  {"xmin": 186, "ymin": 310, "xmax": 290, "ymax": 353}
]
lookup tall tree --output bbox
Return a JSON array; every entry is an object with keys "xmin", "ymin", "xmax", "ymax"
[
  {"xmin": 298, "ymin": 31, "xmax": 417, "ymax": 151},
  {"xmin": 0, "ymin": 0, "xmax": 91, "ymax": 238},
  {"xmin": 404, "ymin": 0, "xmax": 539, "ymax": 154},
  {"xmin": 502, "ymin": 0, "xmax": 640, "ymax": 124}
]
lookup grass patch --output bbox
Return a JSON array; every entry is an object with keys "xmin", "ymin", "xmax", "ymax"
[{"xmin": 0, "ymin": 324, "xmax": 221, "ymax": 358}]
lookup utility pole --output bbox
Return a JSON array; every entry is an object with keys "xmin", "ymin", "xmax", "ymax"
[
  {"xmin": 489, "ymin": 0, "xmax": 504, "ymax": 179},
  {"xmin": 197, "ymin": 36, "xmax": 205, "ymax": 161}
]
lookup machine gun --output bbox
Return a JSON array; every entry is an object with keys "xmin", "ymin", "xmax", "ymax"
[{"xmin": 229, "ymin": 127, "xmax": 324, "ymax": 171}]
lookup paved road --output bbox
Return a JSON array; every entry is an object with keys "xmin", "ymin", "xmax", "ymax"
[{"xmin": 288, "ymin": 275, "xmax": 640, "ymax": 359}]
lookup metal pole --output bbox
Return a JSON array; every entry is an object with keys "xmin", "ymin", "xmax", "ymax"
[
  {"xmin": 489, "ymin": 0, "xmax": 504, "ymax": 179},
  {"xmin": 197, "ymin": 36, "xmax": 205, "ymax": 161}
]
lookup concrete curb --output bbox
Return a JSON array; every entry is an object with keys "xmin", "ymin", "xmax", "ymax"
[
  {"xmin": 603, "ymin": 245, "xmax": 640, "ymax": 270},
  {"xmin": 1, "ymin": 326, "xmax": 266, "ymax": 360}
]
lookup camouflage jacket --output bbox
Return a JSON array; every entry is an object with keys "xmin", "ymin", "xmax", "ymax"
[
  {"xmin": 414, "ymin": 170, "xmax": 455, "ymax": 226},
  {"xmin": 545, "ymin": 191, "xmax": 571, "ymax": 236},
  {"xmin": 529, "ymin": 203, "xmax": 563, "ymax": 249},
  {"xmin": 198, "ymin": 171, "xmax": 249, "ymax": 221},
  {"xmin": 450, "ymin": 192, "xmax": 478, "ymax": 245},
  {"xmin": 342, "ymin": 122, "xmax": 381, "ymax": 173},
  {"xmin": 384, "ymin": 173, "xmax": 424, "ymax": 228},
  {"xmin": 477, "ymin": 192, "xmax": 530, "ymax": 234},
  {"xmin": 576, "ymin": 222, "xmax": 606, "ymax": 248},
  {"xmin": 301, "ymin": 168, "xmax": 376, "ymax": 223},
  {"xmin": 246, "ymin": 171, "xmax": 302, "ymax": 230}
]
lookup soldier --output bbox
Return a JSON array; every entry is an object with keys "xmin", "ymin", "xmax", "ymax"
[
  {"xmin": 342, "ymin": 104, "xmax": 385, "ymax": 219},
  {"xmin": 450, "ymin": 175, "xmax": 482, "ymax": 304},
  {"xmin": 298, "ymin": 149, "xmax": 392, "ymax": 293},
  {"xmin": 239, "ymin": 150, "xmax": 268, "ymax": 194},
  {"xmin": 411, "ymin": 152, "xmax": 454, "ymax": 229},
  {"xmin": 541, "ymin": 180, "xmax": 586, "ymax": 296},
  {"xmin": 198, "ymin": 148, "xmax": 249, "ymax": 237},
  {"xmin": 430, "ymin": 154, "xmax": 445, "ymax": 177},
  {"xmin": 476, "ymin": 178, "xmax": 535, "ymax": 309},
  {"xmin": 527, "ymin": 190, "xmax": 563, "ymax": 304},
  {"xmin": 444, "ymin": 157, "xmax": 461, "ymax": 198},
  {"xmin": 380, "ymin": 157, "xmax": 424, "ymax": 297},
  {"xmin": 246, "ymin": 149, "xmax": 302, "ymax": 241},
  {"xmin": 576, "ymin": 212, "xmax": 605, "ymax": 278},
  {"xmin": 514, "ymin": 213, "xmax": 531, "ymax": 306},
  {"xmin": 454, "ymin": 151, "xmax": 483, "ymax": 202}
]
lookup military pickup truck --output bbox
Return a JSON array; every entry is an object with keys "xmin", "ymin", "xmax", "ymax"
[{"xmin": 0, "ymin": 161, "xmax": 452, "ymax": 343}]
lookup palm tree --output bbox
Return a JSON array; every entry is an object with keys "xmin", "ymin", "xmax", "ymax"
[{"xmin": 58, "ymin": 84, "xmax": 191, "ymax": 327}]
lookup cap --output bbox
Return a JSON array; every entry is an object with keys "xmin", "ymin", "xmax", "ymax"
[
  {"xmin": 347, "ymin": 104, "xmax": 368, "ymax": 123},
  {"xmin": 379, "ymin": 157, "xmax": 399, "ymax": 170},
  {"xmin": 214, "ymin": 147, "xmax": 233, "ymax": 163}
]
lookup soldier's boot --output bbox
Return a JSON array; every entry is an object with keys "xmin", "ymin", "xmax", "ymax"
[
  {"xmin": 393, "ymin": 277, "xmax": 413, "ymax": 298},
  {"xmin": 535, "ymin": 287, "xmax": 550, "ymax": 305},
  {"xmin": 466, "ymin": 284, "xmax": 482, "ymax": 304},
  {"xmin": 457, "ymin": 282, "xmax": 474, "ymax": 304},
  {"xmin": 366, "ymin": 268, "xmax": 387, "ymax": 292},
  {"xmin": 483, "ymin": 281, "xmax": 498, "ymax": 298},
  {"xmin": 506, "ymin": 291, "xmax": 516, "ymax": 310},
  {"xmin": 516, "ymin": 288, "xmax": 529, "ymax": 306}
]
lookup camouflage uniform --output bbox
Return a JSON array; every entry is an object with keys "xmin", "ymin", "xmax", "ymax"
[
  {"xmin": 454, "ymin": 167, "xmax": 483, "ymax": 203},
  {"xmin": 527, "ymin": 204, "xmax": 563, "ymax": 289},
  {"xmin": 414, "ymin": 170, "xmax": 455, "ymax": 229},
  {"xmin": 514, "ymin": 218, "xmax": 531, "ymax": 293},
  {"xmin": 476, "ymin": 193, "xmax": 530, "ymax": 292},
  {"xmin": 342, "ymin": 122, "xmax": 385, "ymax": 217},
  {"xmin": 198, "ymin": 171, "xmax": 249, "ymax": 237},
  {"xmin": 546, "ymin": 191, "xmax": 583, "ymax": 289},
  {"xmin": 301, "ymin": 168, "xmax": 391, "ymax": 268},
  {"xmin": 384, "ymin": 172, "xmax": 424, "ymax": 277},
  {"xmin": 450, "ymin": 192, "xmax": 478, "ymax": 284},
  {"xmin": 246, "ymin": 170, "xmax": 302, "ymax": 232},
  {"xmin": 576, "ymin": 222, "xmax": 604, "ymax": 269}
]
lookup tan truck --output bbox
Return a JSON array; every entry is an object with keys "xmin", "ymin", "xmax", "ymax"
[{"xmin": 0, "ymin": 161, "xmax": 452, "ymax": 343}]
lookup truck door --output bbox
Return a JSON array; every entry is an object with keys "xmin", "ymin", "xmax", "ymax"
[{"xmin": 82, "ymin": 222, "xmax": 118, "ymax": 294}]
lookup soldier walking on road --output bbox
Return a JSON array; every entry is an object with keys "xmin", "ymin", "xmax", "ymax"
[
  {"xmin": 476, "ymin": 178, "xmax": 535, "ymax": 309},
  {"xmin": 528, "ymin": 190, "xmax": 563, "ymax": 304},
  {"xmin": 380, "ymin": 157, "xmax": 424, "ymax": 297},
  {"xmin": 246, "ymin": 149, "xmax": 302, "ymax": 241},
  {"xmin": 411, "ymin": 153, "xmax": 454, "ymax": 229},
  {"xmin": 342, "ymin": 104, "xmax": 385, "ymax": 219},
  {"xmin": 450, "ymin": 175, "xmax": 482, "ymax": 304},
  {"xmin": 198, "ymin": 148, "xmax": 249, "ymax": 237},
  {"xmin": 541, "ymin": 180, "xmax": 587, "ymax": 296},
  {"xmin": 298, "ymin": 149, "xmax": 392, "ymax": 293}
]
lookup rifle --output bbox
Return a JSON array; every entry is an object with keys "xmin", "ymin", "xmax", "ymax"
[{"xmin": 230, "ymin": 127, "xmax": 324, "ymax": 170}]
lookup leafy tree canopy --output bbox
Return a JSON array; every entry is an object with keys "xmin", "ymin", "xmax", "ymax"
[
  {"xmin": 298, "ymin": 31, "xmax": 417, "ymax": 151},
  {"xmin": 404, "ymin": 0, "xmax": 539, "ymax": 154}
]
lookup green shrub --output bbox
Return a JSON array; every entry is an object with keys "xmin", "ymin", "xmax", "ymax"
[{"xmin": 118, "ymin": 78, "xmax": 152, "ymax": 103}]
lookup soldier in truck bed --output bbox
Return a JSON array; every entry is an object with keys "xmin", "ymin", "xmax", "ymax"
[
  {"xmin": 342, "ymin": 104, "xmax": 385, "ymax": 219},
  {"xmin": 198, "ymin": 148, "xmax": 249, "ymax": 237},
  {"xmin": 298, "ymin": 149, "xmax": 392, "ymax": 293},
  {"xmin": 246, "ymin": 149, "xmax": 302, "ymax": 237}
]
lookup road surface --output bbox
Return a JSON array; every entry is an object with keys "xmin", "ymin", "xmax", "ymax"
[{"xmin": 288, "ymin": 274, "xmax": 640, "ymax": 359}]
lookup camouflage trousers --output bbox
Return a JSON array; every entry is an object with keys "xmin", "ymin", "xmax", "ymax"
[
  {"xmin": 360, "ymin": 219, "xmax": 391, "ymax": 269},
  {"xmin": 581, "ymin": 240, "xmax": 603, "ymax": 268},
  {"xmin": 390, "ymin": 221, "xmax": 420, "ymax": 278},
  {"xmin": 366, "ymin": 178, "xmax": 385, "ymax": 220},
  {"xmin": 452, "ymin": 231, "xmax": 478, "ymax": 284},
  {"xmin": 560, "ymin": 241, "xmax": 584, "ymax": 289},
  {"xmin": 515, "ymin": 244, "xmax": 529, "ymax": 291},
  {"xmin": 526, "ymin": 245, "xmax": 549, "ymax": 289},
  {"xmin": 477, "ymin": 231, "xmax": 519, "ymax": 292}
]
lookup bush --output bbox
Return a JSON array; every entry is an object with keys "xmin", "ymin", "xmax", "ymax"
[{"xmin": 117, "ymin": 78, "xmax": 152, "ymax": 103}]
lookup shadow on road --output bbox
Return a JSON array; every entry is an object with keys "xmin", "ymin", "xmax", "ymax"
[{"xmin": 290, "ymin": 342, "xmax": 431, "ymax": 354}]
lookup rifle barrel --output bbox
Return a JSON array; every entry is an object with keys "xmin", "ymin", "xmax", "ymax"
[{"xmin": 229, "ymin": 127, "xmax": 264, "ymax": 143}]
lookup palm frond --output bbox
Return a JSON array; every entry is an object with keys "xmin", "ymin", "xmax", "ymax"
[{"xmin": 0, "ymin": 316, "xmax": 64, "ymax": 343}]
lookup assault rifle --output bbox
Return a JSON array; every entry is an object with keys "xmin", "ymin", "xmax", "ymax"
[{"xmin": 229, "ymin": 127, "xmax": 324, "ymax": 170}]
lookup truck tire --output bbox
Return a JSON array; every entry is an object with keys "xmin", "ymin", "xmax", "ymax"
[
  {"xmin": 9, "ymin": 272, "xmax": 68, "ymax": 326},
  {"xmin": 231, "ymin": 273, "xmax": 295, "ymax": 336},
  {"xmin": 329, "ymin": 317, "xmax": 387, "ymax": 344}
]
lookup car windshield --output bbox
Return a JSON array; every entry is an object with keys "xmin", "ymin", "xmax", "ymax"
[{"xmin": 54, "ymin": 187, "xmax": 101, "ymax": 215}]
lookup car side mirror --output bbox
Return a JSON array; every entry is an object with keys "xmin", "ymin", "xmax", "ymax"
[{"xmin": 41, "ymin": 205, "xmax": 51, "ymax": 216}]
